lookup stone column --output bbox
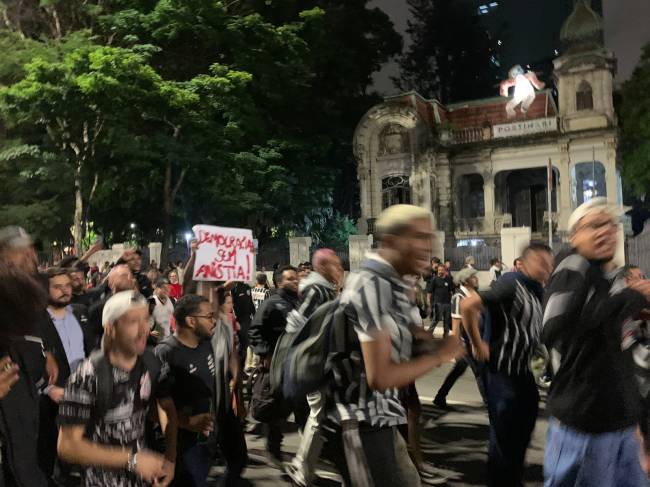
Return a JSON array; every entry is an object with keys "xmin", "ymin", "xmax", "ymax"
[
  {"xmin": 501, "ymin": 227, "xmax": 531, "ymax": 270},
  {"xmin": 433, "ymin": 230, "xmax": 445, "ymax": 262},
  {"xmin": 348, "ymin": 235, "xmax": 373, "ymax": 272},
  {"xmin": 483, "ymin": 172, "xmax": 495, "ymax": 234},
  {"xmin": 289, "ymin": 237, "xmax": 312, "ymax": 267},
  {"xmin": 148, "ymin": 242, "xmax": 162, "ymax": 266},
  {"xmin": 435, "ymin": 154, "xmax": 453, "ymax": 237},
  {"xmin": 557, "ymin": 156, "xmax": 572, "ymax": 232}
]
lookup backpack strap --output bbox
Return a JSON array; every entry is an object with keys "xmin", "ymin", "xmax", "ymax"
[{"xmin": 89, "ymin": 350, "xmax": 112, "ymax": 422}]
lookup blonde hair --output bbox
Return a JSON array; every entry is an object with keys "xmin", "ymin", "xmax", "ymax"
[{"xmin": 375, "ymin": 204, "xmax": 433, "ymax": 240}]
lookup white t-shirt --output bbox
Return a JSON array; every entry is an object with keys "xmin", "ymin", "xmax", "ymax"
[{"xmin": 152, "ymin": 295, "xmax": 174, "ymax": 338}]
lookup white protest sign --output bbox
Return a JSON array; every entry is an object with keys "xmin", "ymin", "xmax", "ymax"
[{"xmin": 192, "ymin": 225, "xmax": 254, "ymax": 282}]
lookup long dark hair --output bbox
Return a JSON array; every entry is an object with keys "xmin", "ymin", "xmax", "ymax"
[{"xmin": 0, "ymin": 261, "xmax": 47, "ymax": 344}]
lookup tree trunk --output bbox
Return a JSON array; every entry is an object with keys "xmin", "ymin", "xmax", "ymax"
[
  {"xmin": 73, "ymin": 160, "xmax": 84, "ymax": 256},
  {"xmin": 161, "ymin": 160, "xmax": 187, "ymax": 268}
]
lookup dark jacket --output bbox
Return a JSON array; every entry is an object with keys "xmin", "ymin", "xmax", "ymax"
[
  {"xmin": 542, "ymin": 250, "xmax": 648, "ymax": 433},
  {"xmin": 249, "ymin": 288, "xmax": 298, "ymax": 357},
  {"xmin": 87, "ymin": 293, "xmax": 112, "ymax": 353},
  {"xmin": 0, "ymin": 338, "xmax": 48, "ymax": 487}
]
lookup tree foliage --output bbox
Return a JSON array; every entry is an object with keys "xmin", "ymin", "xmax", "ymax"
[
  {"xmin": 0, "ymin": 0, "xmax": 401, "ymax": 257},
  {"xmin": 395, "ymin": 0, "xmax": 499, "ymax": 103},
  {"xmin": 620, "ymin": 43, "xmax": 650, "ymax": 199}
]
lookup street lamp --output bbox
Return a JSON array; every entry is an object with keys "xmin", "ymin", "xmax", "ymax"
[
  {"xmin": 184, "ymin": 232, "xmax": 193, "ymax": 248},
  {"xmin": 130, "ymin": 223, "xmax": 136, "ymax": 230}
]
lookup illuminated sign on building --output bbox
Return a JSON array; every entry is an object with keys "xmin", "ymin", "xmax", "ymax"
[{"xmin": 492, "ymin": 117, "xmax": 558, "ymax": 138}]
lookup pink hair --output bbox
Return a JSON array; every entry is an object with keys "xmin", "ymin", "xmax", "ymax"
[{"xmin": 312, "ymin": 248, "xmax": 337, "ymax": 268}]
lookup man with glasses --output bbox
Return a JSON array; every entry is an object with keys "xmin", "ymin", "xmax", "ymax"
[
  {"xmin": 542, "ymin": 197, "xmax": 650, "ymax": 486},
  {"xmin": 155, "ymin": 294, "xmax": 247, "ymax": 486}
]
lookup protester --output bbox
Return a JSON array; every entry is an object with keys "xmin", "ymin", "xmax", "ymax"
[
  {"xmin": 252, "ymin": 273, "xmax": 271, "ymax": 311},
  {"xmin": 489, "ymin": 258, "xmax": 502, "ymax": 283},
  {"xmin": 118, "ymin": 249, "xmax": 153, "ymax": 298},
  {"xmin": 249, "ymin": 265, "xmax": 300, "ymax": 467},
  {"xmin": 167, "ymin": 269, "xmax": 183, "ymax": 300},
  {"xmin": 0, "ymin": 260, "xmax": 50, "ymax": 487},
  {"xmin": 433, "ymin": 267, "xmax": 487, "ymax": 409},
  {"xmin": 324, "ymin": 204, "xmax": 463, "ymax": 486},
  {"xmin": 427, "ymin": 264, "xmax": 453, "ymax": 337},
  {"xmin": 511, "ymin": 257, "xmax": 524, "ymax": 273},
  {"xmin": 284, "ymin": 249, "xmax": 343, "ymax": 487},
  {"xmin": 461, "ymin": 242, "xmax": 553, "ymax": 487},
  {"xmin": 57, "ymin": 290, "xmax": 178, "ymax": 487},
  {"xmin": 542, "ymin": 197, "xmax": 650, "ymax": 486},
  {"xmin": 152, "ymin": 277, "xmax": 175, "ymax": 339},
  {"xmin": 155, "ymin": 294, "xmax": 247, "ymax": 487},
  {"xmin": 463, "ymin": 256, "xmax": 476, "ymax": 269},
  {"xmin": 86, "ymin": 263, "xmax": 135, "ymax": 351},
  {"xmin": 229, "ymin": 280, "xmax": 255, "ymax": 364},
  {"xmin": 39, "ymin": 267, "xmax": 90, "ymax": 485}
]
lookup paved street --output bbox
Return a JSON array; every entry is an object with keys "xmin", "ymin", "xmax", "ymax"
[{"xmin": 209, "ymin": 362, "xmax": 548, "ymax": 486}]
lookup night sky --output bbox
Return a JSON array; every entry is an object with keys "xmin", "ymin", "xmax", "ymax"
[{"xmin": 370, "ymin": 0, "xmax": 650, "ymax": 96}]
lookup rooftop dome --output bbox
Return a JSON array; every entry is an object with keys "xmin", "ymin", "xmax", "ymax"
[{"xmin": 560, "ymin": 0, "xmax": 604, "ymax": 54}]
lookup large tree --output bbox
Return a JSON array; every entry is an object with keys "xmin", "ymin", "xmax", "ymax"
[
  {"xmin": 620, "ymin": 43, "xmax": 650, "ymax": 200},
  {"xmin": 395, "ymin": 0, "xmax": 499, "ymax": 103},
  {"xmin": 0, "ymin": 0, "xmax": 401, "ymax": 259}
]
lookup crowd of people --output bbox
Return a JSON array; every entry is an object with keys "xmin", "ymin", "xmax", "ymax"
[{"xmin": 1, "ymin": 196, "xmax": 650, "ymax": 487}]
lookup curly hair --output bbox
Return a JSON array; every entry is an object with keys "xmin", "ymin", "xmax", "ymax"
[{"xmin": 0, "ymin": 261, "xmax": 47, "ymax": 344}]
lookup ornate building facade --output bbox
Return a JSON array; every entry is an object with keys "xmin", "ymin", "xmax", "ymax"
[{"xmin": 354, "ymin": 0, "xmax": 621, "ymax": 252}]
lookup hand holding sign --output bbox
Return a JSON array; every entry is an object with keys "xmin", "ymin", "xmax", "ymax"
[{"xmin": 192, "ymin": 225, "xmax": 254, "ymax": 282}]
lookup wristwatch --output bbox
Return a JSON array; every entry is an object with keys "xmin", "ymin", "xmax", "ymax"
[{"xmin": 127, "ymin": 452, "xmax": 138, "ymax": 473}]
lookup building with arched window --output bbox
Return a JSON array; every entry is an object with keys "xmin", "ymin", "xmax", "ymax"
[{"xmin": 353, "ymin": 0, "xmax": 621, "ymax": 249}]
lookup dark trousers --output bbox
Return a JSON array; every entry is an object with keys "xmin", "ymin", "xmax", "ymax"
[
  {"xmin": 266, "ymin": 396, "xmax": 308, "ymax": 454},
  {"xmin": 435, "ymin": 355, "xmax": 487, "ymax": 403},
  {"xmin": 173, "ymin": 413, "xmax": 248, "ymax": 487},
  {"xmin": 485, "ymin": 370, "xmax": 539, "ymax": 487},
  {"xmin": 324, "ymin": 422, "xmax": 420, "ymax": 487},
  {"xmin": 432, "ymin": 303, "xmax": 451, "ymax": 336}
]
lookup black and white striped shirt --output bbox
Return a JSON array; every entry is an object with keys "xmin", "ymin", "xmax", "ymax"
[
  {"xmin": 480, "ymin": 272, "xmax": 544, "ymax": 375},
  {"xmin": 326, "ymin": 254, "xmax": 419, "ymax": 428}
]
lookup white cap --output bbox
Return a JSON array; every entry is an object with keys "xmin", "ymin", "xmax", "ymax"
[
  {"xmin": 567, "ymin": 197, "xmax": 627, "ymax": 233},
  {"xmin": 102, "ymin": 290, "xmax": 148, "ymax": 328}
]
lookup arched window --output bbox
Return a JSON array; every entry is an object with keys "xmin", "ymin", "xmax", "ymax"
[
  {"xmin": 458, "ymin": 174, "xmax": 485, "ymax": 218},
  {"xmin": 576, "ymin": 80, "xmax": 593, "ymax": 111},
  {"xmin": 571, "ymin": 161, "xmax": 606, "ymax": 208},
  {"xmin": 382, "ymin": 175, "xmax": 411, "ymax": 209}
]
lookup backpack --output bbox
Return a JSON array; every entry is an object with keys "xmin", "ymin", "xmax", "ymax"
[
  {"xmin": 89, "ymin": 348, "xmax": 162, "ymax": 422},
  {"xmin": 281, "ymin": 296, "xmax": 353, "ymax": 399}
]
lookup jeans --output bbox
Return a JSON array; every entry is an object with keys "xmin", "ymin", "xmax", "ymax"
[
  {"xmin": 544, "ymin": 419, "xmax": 647, "ymax": 487},
  {"xmin": 485, "ymin": 370, "xmax": 539, "ymax": 487}
]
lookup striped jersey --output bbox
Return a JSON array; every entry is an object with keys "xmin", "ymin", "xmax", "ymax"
[
  {"xmin": 326, "ymin": 254, "xmax": 420, "ymax": 428},
  {"xmin": 479, "ymin": 272, "xmax": 544, "ymax": 375}
]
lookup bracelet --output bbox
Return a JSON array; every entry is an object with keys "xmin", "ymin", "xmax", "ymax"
[{"xmin": 127, "ymin": 452, "xmax": 138, "ymax": 473}]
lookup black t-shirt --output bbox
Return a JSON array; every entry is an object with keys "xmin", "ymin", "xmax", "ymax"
[
  {"xmin": 154, "ymin": 337, "xmax": 215, "ymax": 447},
  {"xmin": 231, "ymin": 282, "xmax": 255, "ymax": 326},
  {"xmin": 58, "ymin": 354, "xmax": 170, "ymax": 487},
  {"xmin": 426, "ymin": 276, "xmax": 452, "ymax": 304}
]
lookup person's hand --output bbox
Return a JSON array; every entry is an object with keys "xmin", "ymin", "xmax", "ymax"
[
  {"xmin": 630, "ymin": 280, "xmax": 650, "ymax": 301},
  {"xmin": 187, "ymin": 413, "xmax": 214, "ymax": 435},
  {"xmin": 153, "ymin": 459, "xmax": 175, "ymax": 487},
  {"xmin": 45, "ymin": 352, "xmax": 59, "ymax": 386},
  {"xmin": 134, "ymin": 450, "xmax": 166, "ymax": 484},
  {"xmin": 472, "ymin": 340, "xmax": 490, "ymax": 362},
  {"xmin": 0, "ymin": 357, "xmax": 19, "ymax": 399},
  {"xmin": 190, "ymin": 239, "xmax": 198, "ymax": 254},
  {"xmin": 47, "ymin": 385, "xmax": 65, "ymax": 403},
  {"xmin": 435, "ymin": 335, "xmax": 465, "ymax": 363},
  {"xmin": 261, "ymin": 355, "xmax": 272, "ymax": 370}
]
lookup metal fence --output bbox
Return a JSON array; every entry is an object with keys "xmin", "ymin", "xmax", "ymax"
[
  {"xmin": 256, "ymin": 240, "xmax": 290, "ymax": 271},
  {"xmin": 444, "ymin": 244, "xmax": 501, "ymax": 271}
]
